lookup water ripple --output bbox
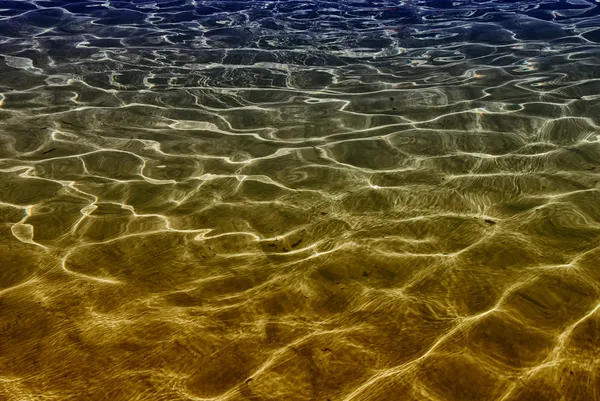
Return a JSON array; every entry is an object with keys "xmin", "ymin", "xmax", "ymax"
[{"xmin": 1, "ymin": 0, "xmax": 600, "ymax": 400}]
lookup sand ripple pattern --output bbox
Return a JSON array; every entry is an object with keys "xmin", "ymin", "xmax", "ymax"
[{"xmin": 1, "ymin": 0, "xmax": 600, "ymax": 400}]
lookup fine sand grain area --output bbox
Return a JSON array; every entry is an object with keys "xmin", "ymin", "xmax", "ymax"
[{"xmin": 1, "ymin": 0, "xmax": 600, "ymax": 400}]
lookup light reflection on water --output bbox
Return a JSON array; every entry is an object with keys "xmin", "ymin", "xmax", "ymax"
[{"xmin": 1, "ymin": 0, "xmax": 600, "ymax": 400}]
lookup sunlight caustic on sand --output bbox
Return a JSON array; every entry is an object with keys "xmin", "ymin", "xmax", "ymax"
[{"xmin": 1, "ymin": 0, "xmax": 600, "ymax": 400}]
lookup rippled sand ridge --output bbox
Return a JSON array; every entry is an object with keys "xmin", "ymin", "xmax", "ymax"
[{"xmin": 1, "ymin": 0, "xmax": 600, "ymax": 399}]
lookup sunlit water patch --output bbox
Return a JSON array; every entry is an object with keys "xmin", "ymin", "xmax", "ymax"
[{"xmin": 1, "ymin": 0, "xmax": 600, "ymax": 400}]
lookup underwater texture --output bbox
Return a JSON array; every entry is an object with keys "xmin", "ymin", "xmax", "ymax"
[{"xmin": 1, "ymin": 0, "xmax": 600, "ymax": 400}]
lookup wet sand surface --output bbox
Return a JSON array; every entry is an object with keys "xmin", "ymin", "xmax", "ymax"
[{"xmin": 1, "ymin": 0, "xmax": 600, "ymax": 400}]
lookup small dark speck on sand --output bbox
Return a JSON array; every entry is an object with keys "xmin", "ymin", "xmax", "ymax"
[
  {"xmin": 362, "ymin": 271, "xmax": 370, "ymax": 277},
  {"xmin": 484, "ymin": 219, "xmax": 496, "ymax": 225},
  {"xmin": 291, "ymin": 239, "xmax": 302, "ymax": 248},
  {"xmin": 42, "ymin": 148, "xmax": 56, "ymax": 154},
  {"xmin": 322, "ymin": 348, "xmax": 332, "ymax": 353},
  {"xmin": 389, "ymin": 97, "xmax": 395, "ymax": 101}
]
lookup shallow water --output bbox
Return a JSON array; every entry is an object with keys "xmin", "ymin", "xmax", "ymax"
[{"xmin": 1, "ymin": 0, "xmax": 600, "ymax": 400}]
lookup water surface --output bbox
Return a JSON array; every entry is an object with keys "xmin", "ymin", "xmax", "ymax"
[{"xmin": 1, "ymin": 0, "xmax": 600, "ymax": 400}]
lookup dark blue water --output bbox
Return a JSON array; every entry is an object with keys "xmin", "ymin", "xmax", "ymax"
[{"xmin": 1, "ymin": 1, "xmax": 600, "ymax": 400}]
